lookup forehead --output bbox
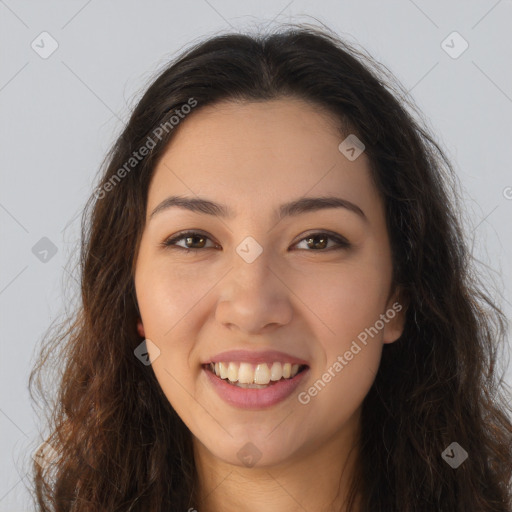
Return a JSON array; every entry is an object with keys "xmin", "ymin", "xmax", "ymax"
[{"xmin": 147, "ymin": 98, "xmax": 381, "ymax": 220}]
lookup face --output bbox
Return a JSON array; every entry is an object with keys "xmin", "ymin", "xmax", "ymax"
[{"xmin": 134, "ymin": 98, "xmax": 405, "ymax": 469}]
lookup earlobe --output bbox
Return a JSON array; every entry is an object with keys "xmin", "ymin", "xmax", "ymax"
[
  {"xmin": 382, "ymin": 290, "xmax": 408, "ymax": 344},
  {"xmin": 137, "ymin": 319, "xmax": 145, "ymax": 338}
]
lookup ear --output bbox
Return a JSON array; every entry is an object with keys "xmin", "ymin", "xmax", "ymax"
[
  {"xmin": 137, "ymin": 318, "xmax": 145, "ymax": 338},
  {"xmin": 382, "ymin": 287, "xmax": 408, "ymax": 344}
]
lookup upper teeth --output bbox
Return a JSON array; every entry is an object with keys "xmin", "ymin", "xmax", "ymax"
[{"xmin": 209, "ymin": 361, "xmax": 301, "ymax": 385}]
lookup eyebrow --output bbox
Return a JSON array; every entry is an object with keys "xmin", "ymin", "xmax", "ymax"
[{"xmin": 149, "ymin": 195, "xmax": 367, "ymax": 223}]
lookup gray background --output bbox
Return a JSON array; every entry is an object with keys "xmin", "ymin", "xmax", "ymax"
[{"xmin": 1, "ymin": 1, "xmax": 511, "ymax": 509}]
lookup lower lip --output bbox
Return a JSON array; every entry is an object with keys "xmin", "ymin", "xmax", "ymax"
[{"xmin": 203, "ymin": 366, "xmax": 309, "ymax": 410}]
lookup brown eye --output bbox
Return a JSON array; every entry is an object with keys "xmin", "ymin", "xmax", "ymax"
[
  {"xmin": 161, "ymin": 231, "xmax": 218, "ymax": 252},
  {"xmin": 294, "ymin": 232, "xmax": 350, "ymax": 251},
  {"xmin": 305, "ymin": 234, "xmax": 329, "ymax": 250},
  {"xmin": 182, "ymin": 234, "xmax": 207, "ymax": 249}
]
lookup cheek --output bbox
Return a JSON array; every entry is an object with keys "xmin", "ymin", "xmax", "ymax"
[
  {"xmin": 298, "ymin": 258, "xmax": 391, "ymax": 341},
  {"xmin": 299, "ymin": 344, "xmax": 380, "ymax": 438},
  {"xmin": 135, "ymin": 256, "xmax": 212, "ymax": 336},
  {"xmin": 298, "ymin": 266, "xmax": 386, "ymax": 423},
  {"xmin": 134, "ymin": 257, "xmax": 204, "ymax": 405},
  {"xmin": 149, "ymin": 351, "xmax": 208, "ymax": 438}
]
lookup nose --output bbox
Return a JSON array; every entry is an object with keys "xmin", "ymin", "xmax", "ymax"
[{"xmin": 214, "ymin": 241, "xmax": 294, "ymax": 335}]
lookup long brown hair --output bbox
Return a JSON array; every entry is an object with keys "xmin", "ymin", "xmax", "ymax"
[{"xmin": 29, "ymin": 24, "xmax": 512, "ymax": 511}]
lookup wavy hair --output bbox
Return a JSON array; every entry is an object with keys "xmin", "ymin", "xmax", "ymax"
[{"xmin": 29, "ymin": 23, "xmax": 512, "ymax": 511}]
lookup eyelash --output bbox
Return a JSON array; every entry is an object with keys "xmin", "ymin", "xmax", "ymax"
[{"xmin": 160, "ymin": 230, "xmax": 351, "ymax": 253}]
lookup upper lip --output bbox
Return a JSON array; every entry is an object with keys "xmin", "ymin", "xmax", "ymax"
[{"xmin": 204, "ymin": 349, "xmax": 309, "ymax": 366}]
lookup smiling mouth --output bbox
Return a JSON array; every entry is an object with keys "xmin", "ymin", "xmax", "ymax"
[{"xmin": 205, "ymin": 361, "xmax": 309, "ymax": 388}]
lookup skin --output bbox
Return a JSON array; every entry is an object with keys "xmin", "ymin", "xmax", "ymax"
[{"xmin": 134, "ymin": 98, "xmax": 406, "ymax": 512}]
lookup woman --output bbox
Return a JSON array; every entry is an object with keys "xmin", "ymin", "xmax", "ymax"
[{"xmin": 30, "ymin": 24, "xmax": 512, "ymax": 511}]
